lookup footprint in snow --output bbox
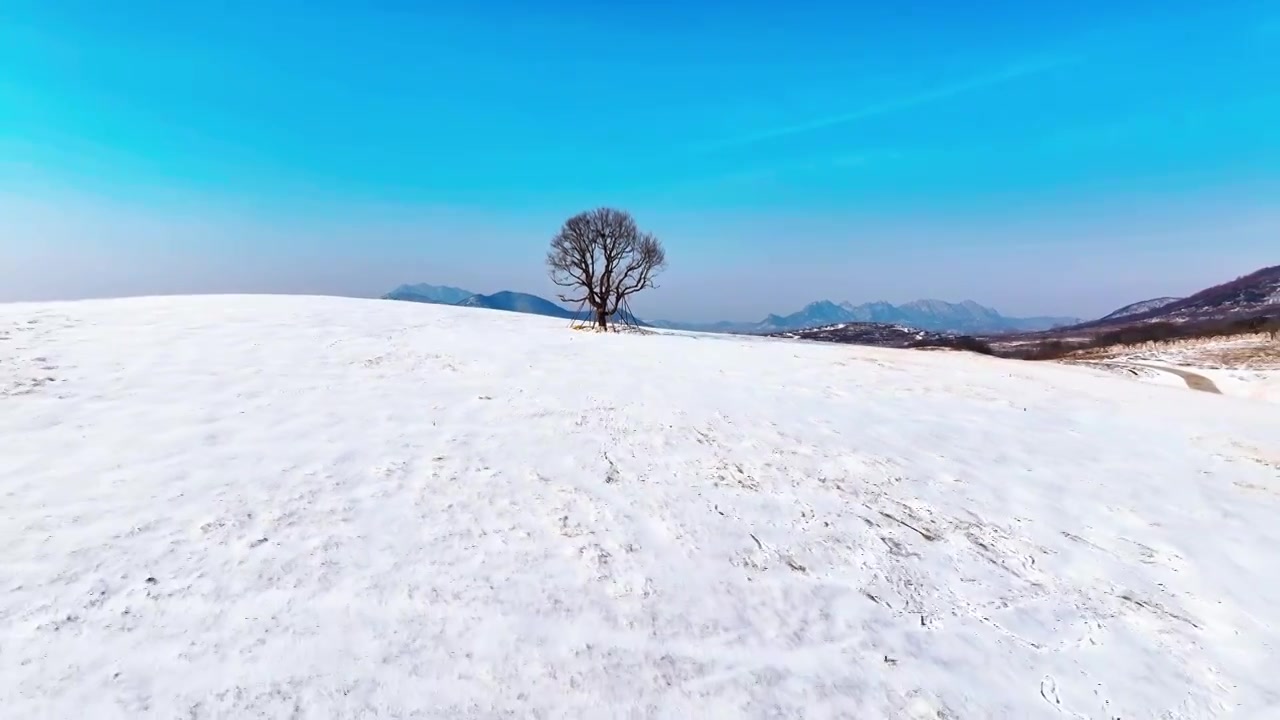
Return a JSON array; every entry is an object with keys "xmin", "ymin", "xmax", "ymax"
[{"xmin": 1039, "ymin": 676, "xmax": 1092, "ymax": 719}]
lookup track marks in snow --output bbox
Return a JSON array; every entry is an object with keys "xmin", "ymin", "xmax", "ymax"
[
  {"xmin": 1128, "ymin": 363, "xmax": 1222, "ymax": 394},
  {"xmin": 540, "ymin": 476, "xmax": 657, "ymax": 603}
]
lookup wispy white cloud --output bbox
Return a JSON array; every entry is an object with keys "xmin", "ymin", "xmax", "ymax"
[
  {"xmin": 657, "ymin": 147, "xmax": 899, "ymax": 195},
  {"xmin": 694, "ymin": 55, "xmax": 1082, "ymax": 152}
]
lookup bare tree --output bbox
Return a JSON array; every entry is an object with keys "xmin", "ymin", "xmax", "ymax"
[{"xmin": 546, "ymin": 208, "xmax": 667, "ymax": 331}]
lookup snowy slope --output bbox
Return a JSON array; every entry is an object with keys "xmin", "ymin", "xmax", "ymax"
[
  {"xmin": 1077, "ymin": 265, "xmax": 1280, "ymax": 329},
  {"xmin": 3, "ymin": 295, "xmax": 1280, "ymax": 719},
  {"xmin": 1099, "ymin": 296, "xmax": 1183, "ymax": 322}
]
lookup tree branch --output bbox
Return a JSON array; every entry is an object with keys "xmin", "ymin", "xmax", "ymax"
[{"xmin": 545, "ymin": 207, "xmax": 666, "ymax": 329}]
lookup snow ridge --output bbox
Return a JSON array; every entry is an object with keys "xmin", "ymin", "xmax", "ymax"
[{"xmin": 1100, "ymin": 296, "xmax": 1183, "ymax": 322}]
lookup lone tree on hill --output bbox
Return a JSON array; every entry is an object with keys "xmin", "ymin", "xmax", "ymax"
[{"xmin": 546, "ymin": 207, "xmax": 667, "ymax": 331}]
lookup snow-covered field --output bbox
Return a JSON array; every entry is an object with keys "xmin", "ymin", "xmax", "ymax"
[
  {"xmin": 1193, "ymin": 366, "xmax": 1280, "ymax": 403},
  {"xmin": 3, "ymin": 295, "xmax": 1279, "ymax": 719}
]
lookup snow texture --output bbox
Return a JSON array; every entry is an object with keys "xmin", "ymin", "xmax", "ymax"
[
  {"xmin": 1195, "ymin": 368, "xmax": 1280, "ymax": 403},
  {"xmin": 3, "ymin": 295, "xmax": 1280, "ymax": 719}
]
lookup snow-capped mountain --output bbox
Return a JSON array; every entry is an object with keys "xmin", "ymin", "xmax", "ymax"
[{"xmin": 1099, "ymin": 297, "xmax": 1183, "ymax": 322}]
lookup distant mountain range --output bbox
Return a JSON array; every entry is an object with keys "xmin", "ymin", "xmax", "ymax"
[
  {"xmin": 457, "ymin": 291, "xmax": 578, "ymax": 318},
  {"xmin": 383, "ymin": 284, "xmax": 642, "ymax": 325},
  {"xmin": 383, "ymin": 283, "xmax": 475, "ymax": 305},
  {"xmin": 653, "ymin": 299, "xmax": 1079, "ymax": 335},
  {"xmin": 769, "ymin": 322, "xmax": 954, "ymax": 348},
  {"xmin": 382, "ymin": 265, "xmax": 1278, "ymax": 352},
  {"xmin": 385, "ymin": 283, "xmax": 1079, "ymax": 335},
  {"xmin": 459, "ymin": 291, "xmax": 644, "ymax": 325}
]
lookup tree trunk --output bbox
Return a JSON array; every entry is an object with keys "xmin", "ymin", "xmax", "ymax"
[{"xmin": 596, "ymin": 307, "xmax": 608, "ymax": 331}]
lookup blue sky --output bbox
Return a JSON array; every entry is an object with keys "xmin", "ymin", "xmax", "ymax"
[{"xmin": 2, "ymin": 0, "xmax": 1277, "ymax": 321}]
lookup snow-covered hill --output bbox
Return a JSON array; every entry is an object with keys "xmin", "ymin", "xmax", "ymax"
[
  {"xmin": 1078, "ymin": 265, "xmax": 1280, "ymax": 330},
  {"xmin": 1099, "ymin": 296, "xmax": 1183, "ymax": 322},
  {"xmin": 3, "ymin": 295, "xmax": 1279, "ymax": 718}
]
